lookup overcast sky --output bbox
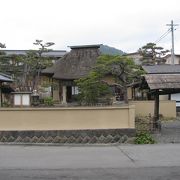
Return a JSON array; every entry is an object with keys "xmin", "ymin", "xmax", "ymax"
[{"xmin": 1, "ymin": 0, "xmax": 180, "ymax": 53}]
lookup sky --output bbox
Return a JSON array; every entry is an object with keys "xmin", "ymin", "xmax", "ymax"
[{"xmin": 1, "ymin": 0, "xmax": 180, "ymax": 53}]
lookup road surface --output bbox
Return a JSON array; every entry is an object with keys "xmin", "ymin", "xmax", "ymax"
[{"xmin": 0, "ymin": 144, "xmax": 180, "ymax": 179}]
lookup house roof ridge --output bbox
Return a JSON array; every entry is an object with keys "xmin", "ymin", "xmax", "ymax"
[{"xmin": 68, "ymin": 44, "xmax": 102, "ymax": 49}]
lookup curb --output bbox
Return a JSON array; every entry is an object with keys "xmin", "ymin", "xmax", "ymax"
[{"xmin": 0, "ymin": 142, "xmax": 123, "ymax": 147}]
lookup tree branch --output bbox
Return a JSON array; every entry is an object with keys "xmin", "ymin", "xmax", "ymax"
[{"xmin": 101, "ymin": 80, "xmax": 124, "ymax": 88}]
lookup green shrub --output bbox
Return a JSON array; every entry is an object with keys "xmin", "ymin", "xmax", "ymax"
[
  {"xmin": 43, "ymin": 97, "xmax": 54, "ymax": 106},
  {"xmin": 75, "ymin": 71, "xmax": 112, "ymax": 106},
  {"xmin": 2, "ymin": 101, "xmax": 11, "ymax": 107},
  {"xmin": 134, "ymin": 132, "xmax": 155, "ymax": 144}
]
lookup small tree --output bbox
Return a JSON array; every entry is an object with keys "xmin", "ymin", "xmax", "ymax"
[
  {"xmin": 32, "ymin": 39, "xmax": 55, "ymax": 90},
  {"xmin": 20, "ymin": 40, "xmax": 55, "ymax": 91},
  {"xmin": 0, "ymin": 41, "xmax": 55, "ymax": 91},
  {"xmin": 0, "ymin": 44, "xmax": 25, "ymax": 89},
  {"xmin": 75, "ymin": 71, "xmax": 111, "ymax": 105},
  {"xmin": 139, "ymin": 43, "xmax": 169, "ymax": 65},
  {"xmin": 0, "ymin": 43, "xmax": 6, "ymax": 48},
  {"xmin": 0, "ymin": 42, "xmax": 7, "ymax": 72},
  {"xmin": 76, "ymin": 55, "xmax": 143, "ymax": 104},
  {"xmin": 95, "ymin": 55, "xmax": 143, "ymax": 103}
]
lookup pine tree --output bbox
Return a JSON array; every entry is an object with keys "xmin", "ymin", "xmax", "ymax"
[{"xmin": 139, "ymin": 43, "xmax": 169, "ymax": 65}]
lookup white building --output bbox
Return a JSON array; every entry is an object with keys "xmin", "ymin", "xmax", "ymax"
[{"xmin": 165, "ymin": 54, "xmax": 180, "ymax": 64}]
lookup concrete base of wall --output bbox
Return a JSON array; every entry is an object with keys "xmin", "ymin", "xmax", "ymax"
[{"xmin": 0, "ymin": 129, "xmax": 135, "ymax": 144}]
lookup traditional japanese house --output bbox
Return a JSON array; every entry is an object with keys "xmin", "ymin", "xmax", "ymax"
[{"xmin": 42, "ymin": 45, "xmax": 102, "ymax": 104}]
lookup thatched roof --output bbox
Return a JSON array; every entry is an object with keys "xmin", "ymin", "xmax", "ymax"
[
  {"xmin": 42, "ymin": 45, "xmax": 101, "ymax": 79},
  {"xmin": 144, "ymin": 74, "xmax": 180, "ymax": 90},
  {"xmin": 41, "ymin": 66, "xmax": 55, "ymax": 75}
]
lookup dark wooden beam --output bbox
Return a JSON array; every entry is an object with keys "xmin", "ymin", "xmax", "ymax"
[
  {"xmin": 154, "ymin": 90, "xmax": 160, "ymax": 130},
  {"xmin": 0, "ymin": 82, "xmax": 2, "ymax": 107},
  {"xmin": 150, "ymin": 88, "xmax": 180, "ymax": 95}
]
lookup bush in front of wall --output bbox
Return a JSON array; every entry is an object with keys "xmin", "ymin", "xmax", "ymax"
[
  {"xmin": 134, "ymin": 132, "xmax": 156, "ymax": 144},
  {"xmin": 43, "ymin": 97, "xmax": 54, "ymax": 106},
  {"xmin": 2, "ymin": 101, "xmax": 11, "ymax": 107}
]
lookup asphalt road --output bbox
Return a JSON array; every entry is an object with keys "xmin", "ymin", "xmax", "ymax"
[{"xmin": 0, "ymin": 144, "xmax": 180, "ymax": 179}]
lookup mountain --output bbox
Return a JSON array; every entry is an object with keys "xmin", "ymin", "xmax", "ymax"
[{"xmin": 100, "ymin": 45, "xmax": 125, "ymax": 55}]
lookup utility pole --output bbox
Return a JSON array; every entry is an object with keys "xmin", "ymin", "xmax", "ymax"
[{"xmin": 167, "ymin": 20, "xmax": 178, "ymax": 64}]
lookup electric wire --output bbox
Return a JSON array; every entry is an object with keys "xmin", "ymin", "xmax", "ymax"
[{"xmin": 154, "ymin": 28, "xmax": 171, "ymax": 44}]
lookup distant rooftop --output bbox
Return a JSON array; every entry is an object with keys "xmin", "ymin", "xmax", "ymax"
[
  {"xmin": 0, "ymin": 73, "xmax": 13, "ymax": 82},
  {"xmin": 125, "ymin": 52, "xmax": 140, "ymax": 56},
  {"xmin": 165, "ymin": 54, "xmax": 180, "ymax": 58},
  {"xmin": 0, "ymin": 50, "xmax": 67, "ymax": 58},
  {"xmin": 142, "ymin": 65, "xmax": 180, "ymax": 74}
]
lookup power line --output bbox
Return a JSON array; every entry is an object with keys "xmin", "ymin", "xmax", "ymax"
[
  {"xmin": 154, "ymin": 23, "xmax": 179, "ymax": 45},
  {"xmin": 154, "ymin": 28, "xmax": 171, "ymax": 44}
]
